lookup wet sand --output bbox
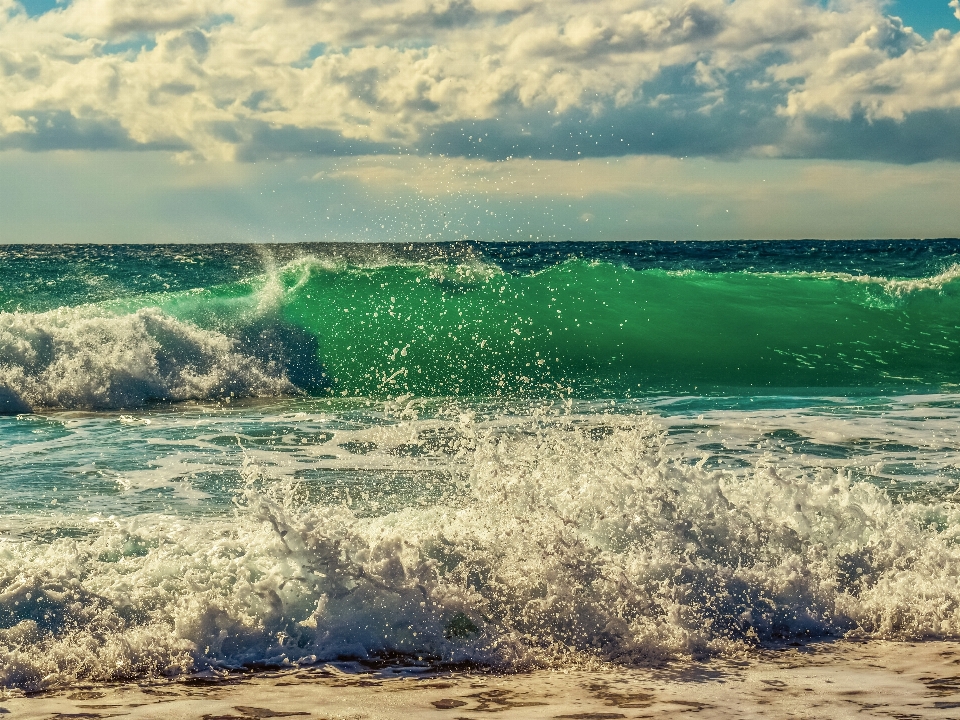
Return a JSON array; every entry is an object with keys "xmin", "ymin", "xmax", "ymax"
[{"xmin": 5, "ymin": 640, "xmax": 960, "ymax": 719}]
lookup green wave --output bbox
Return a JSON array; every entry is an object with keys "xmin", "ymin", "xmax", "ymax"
[{"xmin": 151, "ymin": 258, "xmax": 960, "ymax": 397}]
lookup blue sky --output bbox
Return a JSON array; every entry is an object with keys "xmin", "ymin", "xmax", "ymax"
[
  {"xmin": 2, "ymin": 0, "xmax": 960, "ymax": 242},
  {"xmin": 892, "ymin": 0, "xmax": 959, "ymax": 36}
]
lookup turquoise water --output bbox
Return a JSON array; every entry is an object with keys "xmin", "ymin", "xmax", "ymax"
[
  {"xmin": 2, "ymin": 241, "xmax": 960, "ymax": 690},
  {"xmin": 2, "ymin": 241, "xmax": 959, "ymax": 408}
]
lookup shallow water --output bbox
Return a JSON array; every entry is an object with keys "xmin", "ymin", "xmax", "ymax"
[
  {"xmin": 1, "ymin": 242, "xmax": 959, "ymax": 691},
  {"xmin": 6, "ymin": 640, "xmax": 960, "ymax": 719}
]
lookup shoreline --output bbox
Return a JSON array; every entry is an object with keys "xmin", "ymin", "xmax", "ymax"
[{"xmin": 5, "ymin": 640, "xmax": 960, "ymax": 719}]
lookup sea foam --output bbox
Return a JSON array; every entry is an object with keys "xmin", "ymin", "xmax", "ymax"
[
  {"xmin": 2, "ymin": 416, "xmax": 960, "ymax": 690},
  {"xmin": 0, "ymin": 307, "xmax": 296, "ymax": 412}
]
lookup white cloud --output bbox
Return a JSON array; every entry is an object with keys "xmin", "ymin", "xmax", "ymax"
[
  {"xmin": 1, "ymin": 0, "xmax": 960, "ymax": 160},
  {"xmin": 779, "ymin": 14, "xmax": 960, "ymax": 121}
]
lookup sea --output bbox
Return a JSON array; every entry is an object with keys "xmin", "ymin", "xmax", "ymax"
[{"xmin": 1, "ymin": 240, "xmax": 960, "ymax": 692}]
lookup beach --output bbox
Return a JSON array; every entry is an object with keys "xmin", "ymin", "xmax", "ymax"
[{"xmin": 6, "ymin": 640, "xmax": 960, "ymax": 719}]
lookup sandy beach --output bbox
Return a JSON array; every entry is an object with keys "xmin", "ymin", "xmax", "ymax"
[{"xmin": 5, "ymin": 640, "xmax": 960, "ymax": 720}]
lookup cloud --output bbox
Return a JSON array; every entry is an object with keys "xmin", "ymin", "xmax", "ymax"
[
  {"xmin": 1, "ymin": 0, "xmax": 960, "ymax": 162},
  {"xmin": 1, "ymin": 110, "xmax": 189, "ymax": 151},
  {"xmin": 779, "ymin": 15, "xmax": 960, "ymax": 122},
  {"xmin": 782, "ymin": 108, "xmax": 960, "ymax": 163},
  {"xmin": 311, "ymin": 152, "xmax": 960, "ymax": 206}
]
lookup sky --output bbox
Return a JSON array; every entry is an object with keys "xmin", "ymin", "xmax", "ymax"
[{"xmin": 1, "ymin": 0, "xmax": 960, "ymax": 243}]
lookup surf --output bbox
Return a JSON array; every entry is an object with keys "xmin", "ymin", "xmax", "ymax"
[
  {"xmin": 2, "ymin": 411, "xmax": 960, "ymax": 690},
  {"xmin": 3, "ymin": 252, "xmax": 959, "ymax": 411}
]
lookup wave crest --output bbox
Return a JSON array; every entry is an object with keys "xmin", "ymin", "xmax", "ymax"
[{"xmin": 777, "ymin": 263, "xmax": 960, "ymax": 294}]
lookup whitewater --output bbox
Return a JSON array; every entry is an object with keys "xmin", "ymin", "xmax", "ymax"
[{"xmin": 2, "ymin": 240, "xmax": 960, "ymax": 696}]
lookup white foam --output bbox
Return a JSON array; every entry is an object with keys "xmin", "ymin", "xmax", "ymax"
[
  {"xmin": 3, "ymin": 415, "xmax": 960, "ymax": 690},
  {"xmin": 0, "ymin": 306, "xmax": 295, "ymax": 411},
  {"xmin": 774, "ymin": 263, "xmax": 960, "ymax": 295}
]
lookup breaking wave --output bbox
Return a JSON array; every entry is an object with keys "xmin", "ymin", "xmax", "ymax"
[
  {"xmin": 3, "ymin": 254, "xmax": 960, "ymax": 411},
  {"xmin": 3, "ymin": 416, "xmax": 960, "ymax": 690},
  {"xmin": 0, "ymin": 307, "xmax": 311, "ymax": 412}
]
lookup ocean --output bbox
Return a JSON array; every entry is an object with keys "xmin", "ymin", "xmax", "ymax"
[{"xmin": 2, "ymin": 240, "xmax": 960, "ymax": 693}]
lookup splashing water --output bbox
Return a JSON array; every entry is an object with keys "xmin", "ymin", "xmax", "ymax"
[
  {"xmin": 2, "ymin": 241, "xmax": 960, "ymax": 691},
  {"xmin": 2, "ymin": 406, "xmax": 960, "ymax": 690}
]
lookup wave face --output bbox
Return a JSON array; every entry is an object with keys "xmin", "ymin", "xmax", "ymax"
[
  {"xmin": 2, "ymin": 241, "xmax": 960, "ymax": 409},
  {"xmin": 3, "ymin": 413, "xmax": 960, "ymax": 690},
  {"xmin": 278, "ymin": 258, "xmax": 960, "ymax": 397}
]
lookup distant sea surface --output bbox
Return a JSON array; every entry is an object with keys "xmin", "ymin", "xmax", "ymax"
[{"xmin": 2, "ymin": 240, "xmax": 960, "ymax": 690}]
